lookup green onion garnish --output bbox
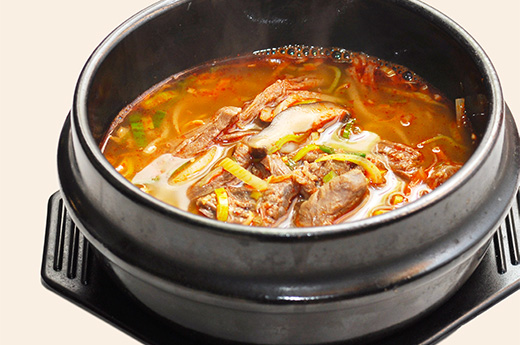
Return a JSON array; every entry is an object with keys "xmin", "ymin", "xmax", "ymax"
[
  {"xmin": 129, "ymin": 113, "xmax": 147, "ymax": 148},
  {"xmin": 323, "ymin": 170, "xmax": 337, "ymax": 183},
  {"xmin": 318, "ymin": 145, "xmax": 335, "ymax": 154},
  {"xmin": 341, "ymin": 119, "xmax": 355, "ymax": 139},
  {"xmin": 285, "ymin": 158, "xmax": 297, "ymax": 170},
  {"xmin": 153, "ymin": 110, "xmax": 167, "ymax": 128}
]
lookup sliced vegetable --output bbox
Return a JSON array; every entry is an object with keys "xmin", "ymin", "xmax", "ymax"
[
  {"xmin": 284, "ymin": 158, "xmax": 297, "ymax": 170},
  {"xmin": 141, "ymin": 90, "xmax": 178, "ymax": 109},
  {"xmin": 292, "ymin": 144, "xmax": 320, "ymax": 162},
  {"xmin": 250, "ymin": 190, "xmax": 263, "ymax": 200},
  {"xmin": 153, "ymin": 110, "xmax": 167, "ymax": 128},
  {"xmin": 325, "ymin": 130, "xmax": 380, "ymax": 153},
  {"xmin": 115, "ymin": 156, "xmax": 135, "ymax": 178},
  {"xmin": 381, "ymin": 87, "xmax": 447, "ymax": 108},
  {"xmin": 417, "ymin": 134, "xmax": 465, "ymax": 150},
  {"xmin": 390, "ymin": 193, "xmax": 404, "ymax": 205},
  {"xmin": 325, "ymin": 65, "xmax": 342, "ymax": 93},
  {"xmin": 169, "ymin": 146, "xmax": 218, "ymax": 184},
  {"xmin": 371, "ymin": 207, "xmax": 392, "ymax": 216},
  {"xmin": 182, "ymin": 119, "xmax": 205, "ymax": 133},
  {"xmin": 109, "ymin": 126, "xmax": 131, "ymax": 143},
  {"xmin": 168, "ymin": 161, "xmax": 191, "ymax": 180},
  {"xmin": 141, "ymin": 116, "xmax": 154, "ymax": 131},
  {"xmin": 315, "ymin": 153, "xmax": 383, "ymax": 183},
  {"xmin": 322, "ymin": 170, "xmax": 337, "ymax": 183},
  {"xmin": 268, "ymin": 133, "xmax": 307, "ymax": 154},
  {"xmin": 341, "ymin": 119, "xmax": 355, "ymax": 139},
  {"xmin": 214, "ymin": 187, "xmax": 229, "ymax": 222},
  {"xmin": 380, "ymin": 65, "xmax": 397, "ymax": 78},
  {"xmin": 128, "ymin": 113, "xmax": 147, "ymax": 148},
  {"xmin": 219, "ymin": 157, "xmax": 269, "ymax": 191},
  {"xmin": 318, "ymin": 145, "xmax": 335, "ymax": 154}
]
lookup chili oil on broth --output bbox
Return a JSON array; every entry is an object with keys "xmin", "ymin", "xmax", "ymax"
[{"xmin": 101, "ymin": 49, "xmax": 475, "ymax": 227}]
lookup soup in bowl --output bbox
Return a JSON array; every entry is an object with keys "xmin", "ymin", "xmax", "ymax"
[{"xmin": 101, "ymin": 48, "xmax": 475, "ymax": 227}]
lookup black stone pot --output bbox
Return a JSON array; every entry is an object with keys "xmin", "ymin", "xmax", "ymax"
[{"xmin": 57, "ymin": 0, "xmax": 520, "ymax": 343}]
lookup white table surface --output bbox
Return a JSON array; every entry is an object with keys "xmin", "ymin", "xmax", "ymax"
[{"xmin": 1, "ymin": 0, "xmax": 518, "ymax": 344}]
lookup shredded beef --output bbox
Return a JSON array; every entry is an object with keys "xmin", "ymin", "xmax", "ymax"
[
  {"xmin": 234, "ymin": 76, "xmax": 321, "ymax": 128},
  {"xmin": 196, "ymin": 187, "xmax": 257, "ymax": 225},
  {"xmin": 426, "ymin": 163, "xmax": 462, "ymax": 188},
  {"xmin": 263, "ymin": 154, "xmax": 293, "ymax": 176},
  {"xmin": 254, "ymin": 154, "xmax": 299, "ymax": 226},
  {"xmin": 172, "ymin": 106, "xmax": 241, "ymax": 158},
  {"xmin": 256, "ymin": 180, "xmax": 299, "ymax": 226},
  {"xmin": 374, "ymin": 140, "xmax": 423, "ymax": 179},
  {"xmin": 187, "ymin": 143, "xmax": 250, "ymax": 200},
  {"xmin": 292, "ymin": 156, "xmax": 355, "ymax": 197},
  {"xmin": 296, "ymin": 169, "xmax": 368, "ymax": 227}
]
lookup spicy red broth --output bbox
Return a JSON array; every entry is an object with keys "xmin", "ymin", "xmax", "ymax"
[{"xmin": 101, "ymin": 47, "xmax": 475, "ymax": 227}]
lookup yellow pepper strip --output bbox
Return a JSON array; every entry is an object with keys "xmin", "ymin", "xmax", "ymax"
[
  {"xmin": 250, "ymin": 190, "xmax": 263, "ymax": 200},
  {"xmin": 390, "ymin": 194, "xmax": 405, "ymax": 205},
  {"xmin": 315, "ymin": 153, "xmax": 383, "ymax": 184},
  {"xmin": 214, "ymin": 188, "xmax": 229, "ymax": 222},
  {"xmin": 268, "ymin": 133, "xmax": 307, "ymax": 154},
  {"xmin": 371, "ymin": 207, "xmax": 392, "ymax": 216},
  {"xmin": 219, "ymin": 158, "xmax": 269, "ymax": 191},
  {"xmin": 292, "ymin": 144, "xmax": 320, "ymax": 162}
]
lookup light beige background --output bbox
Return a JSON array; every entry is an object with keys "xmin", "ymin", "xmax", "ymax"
[{"xmin": 0, "ymin": 0, "xmax": 518, "ymax": 344}]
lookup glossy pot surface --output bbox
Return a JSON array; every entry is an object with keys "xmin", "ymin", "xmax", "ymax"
[{"xmin": 58, "ymin": 0, "xmax": 520, "ymax": 343}]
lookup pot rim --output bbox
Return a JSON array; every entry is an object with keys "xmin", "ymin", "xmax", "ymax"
[{"xmin": 72, "ymin": 0, "xmax": 504, "ymax": 238}]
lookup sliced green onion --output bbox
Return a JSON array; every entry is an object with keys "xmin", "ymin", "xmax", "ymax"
[
  {"xmin": 214, "ymin": 187, "xmax": 229, "ymax": 222},
  {"xmin": 268, "ymin": 133, "xmax": 307, "ymax": 154},
  {"xmin": 318, "ymin": 145, "xmax": 335, "ymax": 154},
  {"xmin": 168, "ymin": 161, "xmax": 191, "ymax": 181},
  {"xmin": 341, "ymin": 119, "xmax": 355, "ymax": 139},
  {"xmin": 348, "ymin": 152, "xmax": 366, "ymax": 158},
  {"xmin": 315, "ymin": 153, "xmax": 383, "ymax": 183},
  {"xmin": 219, "ymin": 157, "xmax": 269, "ymax": 191},
  {"xmin": 285, "ymin": 158, "xmax": 297, "ymax": 170},
  {"xmin": 153, "ymin": 110, "xmax": 167, "ymax": 128},
  {"xmin": 322, "ymin": 170, "xmax": 337, "ymax": 183},
  {"xmin": 129, "ymin": 113, "xmax": 147, "ymax": 148}
]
